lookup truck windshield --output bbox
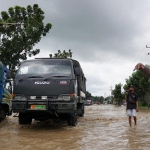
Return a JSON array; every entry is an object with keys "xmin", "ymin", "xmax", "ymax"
[{"xmin": 17, "ymin": 60, "xmax": 72, "ymax": 76}]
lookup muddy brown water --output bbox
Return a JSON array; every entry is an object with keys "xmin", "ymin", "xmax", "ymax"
[{"xmin": 0, "ymin": 105, "xmax": 150, "ymax": 150}]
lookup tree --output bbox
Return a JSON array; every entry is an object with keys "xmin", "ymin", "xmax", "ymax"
[
  {"xmin": 86, "ymin": 91, "xmax": 92, "ymax": 98},
  {"xmin": 112, "ymin": 83, "xmax": 123, "ymax": 105},
  {"xmin": 99, "ymin": 96, "xmax": 104, "ymax": 104},
  {"xmin": 49, "ymin": 49, "xmax": 72, "ymax": 58},
  {"xmin": 0, "ymin": 4, "xmax": 52, "ymax": 75},
  {"xmin": 104, "ymin": 96, "xmax": 112, "ymax": 104},
  {"xmin": 124, "ymin": 69, "xmax": 150, "ymax": 106}
]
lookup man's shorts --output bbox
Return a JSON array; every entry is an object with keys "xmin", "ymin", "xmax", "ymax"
[{"xmin": 127, "ymin": 109, "xmax": 137, "ymax": 117}]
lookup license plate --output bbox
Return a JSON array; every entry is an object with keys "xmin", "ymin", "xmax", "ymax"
[{"xmin": 30, "ymin": 105, "xmax": 46, "ymax": 110}]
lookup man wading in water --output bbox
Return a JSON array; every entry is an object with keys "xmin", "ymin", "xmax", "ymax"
[
  {"xmin": 126, "ymin": 62, "xmax": 150, "ymax": 126},
  {"xmin": 126, "ymin": 85, "xmax": 138, "ymax": 126}
]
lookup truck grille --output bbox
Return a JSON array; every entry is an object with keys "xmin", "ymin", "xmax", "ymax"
[{"xmin": 26, "ymin": 96, "xmax": 58, "ymax": 99}]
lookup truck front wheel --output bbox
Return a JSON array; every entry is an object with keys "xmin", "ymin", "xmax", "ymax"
[
  {"xmin": 19, "ymin": 113, "xmax": 32, "ymax": 125},
  {"xmin": 67, "ymin": 113, "xmax": 77, "ymax": 127},
  {"xmin": 0, "ymin": 108, "xmax": 6, "ymax": 121}
]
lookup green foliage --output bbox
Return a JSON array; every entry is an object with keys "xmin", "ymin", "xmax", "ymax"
[
  {"xmin": 104, "ymin": 96, "xmax": 113, "ymax": 104},
  {"xmin": 124, "ymin": 70, "xmax": 150, "ymax": 98},
  {"xmin": 85, "ymin": 91, "xmax": 104, "ymax": 104},
  {"xmin": 99, "ymin": 96, "xmax": 105, "ymax": 103},
  {"xmin": 0, "ymin": 4, "xmax": 52, "ymax": 76},
  {"xmin": 123, "ymin": 69, "xmax": 150, "ymax": 106},
  {"xmin": 92, "ymin": 96, "xmax": 104, "ymax": 104},
  {"xmin": 49, "ymin": 49, "xmax": 72, "ymax": 58},
  {"xmin": 86, "ymin": 91, "xmax": 92, "ymax": 98},
  {"xmin": 112, "ymin": 83, "xmax": 121, "ymax": 98},
  {"xmin": 112, "ymin": 83, "xmax": 123, "ymax": 105},
  {"xmin": 141, "ymin": 101, "xmax": 147, "ymax": 107}
]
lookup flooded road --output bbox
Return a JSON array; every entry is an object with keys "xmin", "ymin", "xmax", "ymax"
[{"xmin": 0, "ymin": 105, "xmax": 150, "ymax": 150}]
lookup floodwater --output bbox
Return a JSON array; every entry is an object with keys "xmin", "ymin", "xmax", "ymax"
[{"xmin": 0, "ymin": 105, "xmax": 150, "ymax": 150}]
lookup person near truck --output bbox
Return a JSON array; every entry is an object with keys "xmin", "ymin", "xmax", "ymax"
[{"xmin": 126, "ymin": 85, "xmax": 138, "ymax": 126}]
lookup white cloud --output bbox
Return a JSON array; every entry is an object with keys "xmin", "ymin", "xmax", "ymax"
[{"xmin": 1, "ymin": 0, "xmax": 150, "ymax": 96}]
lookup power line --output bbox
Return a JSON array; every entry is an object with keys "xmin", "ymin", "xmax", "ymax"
[{"xmin": 119, "ymin": 42, "xmax": 150, "ymax": 88}]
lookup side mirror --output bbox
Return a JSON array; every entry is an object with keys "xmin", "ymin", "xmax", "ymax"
[{"xmin": 74, "ymin": 67, "xmax": 82, "ymax": 76}]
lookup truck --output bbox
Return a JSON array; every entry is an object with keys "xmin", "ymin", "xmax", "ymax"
[
  {"xmin": 0, "ymin": 61, "xmax": 12, "ymax": 122},
  {"xmin": 12, "ymin": 58, "xmax": 86, "ymax": 126}
]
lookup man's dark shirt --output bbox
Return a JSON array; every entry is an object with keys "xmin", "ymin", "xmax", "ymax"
[{"xmin": 126, "ymin": 91, "xmax": 138, "ymax": 109}]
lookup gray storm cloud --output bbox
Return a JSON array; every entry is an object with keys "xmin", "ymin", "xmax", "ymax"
[{"xmin": 0, "ymin": 0, "xmax": 150, "ymax": 96}]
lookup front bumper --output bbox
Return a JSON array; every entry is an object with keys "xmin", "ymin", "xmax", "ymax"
[{"xmin": 12, "ymin": 99, "xmax": 76, "ymax": 114}]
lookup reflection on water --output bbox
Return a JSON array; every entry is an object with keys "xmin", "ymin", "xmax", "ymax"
[{"xmin": 0, "ymin": 105, "xmax": 150, "ymax": 150}]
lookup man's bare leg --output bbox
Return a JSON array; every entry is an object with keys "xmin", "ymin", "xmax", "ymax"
[
  {"xmin": 133, "ymin": 116, "xmax": 137, "ymax": 125},
  {"xmin": 129, "ymin": 116, "xmax": 132, "ymax": 126}
]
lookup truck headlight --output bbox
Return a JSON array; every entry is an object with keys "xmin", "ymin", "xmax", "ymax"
[
  {"xmin": 30, "ymin": 96, "xmax": 36, "ymax": 99},
  {"xmin": 14, "ymin": 95, "xmax": 27, "ymax": 100},
  {"xmin": 41, "ymin": 96, "xmax": 47, "ymax": 99},
  {"xmin": 62, "ymin": 96, "xmax": 70, "ymax": 100},
  {"xmin": 58, "ymin": 95, "xmax": 71, "ymax": 101}
]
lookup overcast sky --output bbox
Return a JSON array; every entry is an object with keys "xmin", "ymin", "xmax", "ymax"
[{"xmin": 1, "ymin": 0, "xmax": 150, "ymax": 96}]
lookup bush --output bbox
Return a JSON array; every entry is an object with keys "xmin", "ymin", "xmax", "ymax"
[
  {"xmin": 139, "ymin": 102, "xmax": 147, "ymax": 107},
  {"xmin": 142, "ymin": 101, "xmax": 147, "ymax": 107}
]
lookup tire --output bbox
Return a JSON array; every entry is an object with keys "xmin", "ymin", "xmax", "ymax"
[
  {"xmin": 0, "ymin": 107, "xmax": 6, "ymax": 121},
  {"xmin": 67, "ymin": 113, "xmax": 77, "ymax": 127},
  {"xmin": 78, "ymin": 103, "xmax": 84, "ymax": 117},
  {"xmin": 19, "ymin": 113, "xmax": 32, "ymax": 125},
  {"xmin": 79, "ymin": 111, "xmax": 84, "ymax": 117}
]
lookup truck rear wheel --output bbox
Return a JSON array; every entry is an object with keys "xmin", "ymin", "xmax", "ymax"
[
  {"xmin": 78, "ymin": 103, "xmax": 84, "ymax": 117},
  {"xmin": 0, "ymin": 108, "xmax": 6, "ymax": 121},
  {"xmin": 19, "ymin": 113, "xmax": 32, "ymax": 125},
  {"xmin": 67, "ymin": 113, "xmax": 77, "ymax": 127}
]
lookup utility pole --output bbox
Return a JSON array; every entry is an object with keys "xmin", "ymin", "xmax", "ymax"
[{"xmin": 110, "ymin": 86, "xmax": 112, "ymax": 96}]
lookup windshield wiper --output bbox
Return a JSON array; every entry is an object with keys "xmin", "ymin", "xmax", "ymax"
[
  {"xmin": 52, "ymin": 75, "xmax": 70, "ymax": 78},
  {"xmin": 18, "ymin": 75, "xmax": 43, "ymax": 81},
  {"xmin": 44, "ymin": 75, "xmax": 69, "ymax": 81}
]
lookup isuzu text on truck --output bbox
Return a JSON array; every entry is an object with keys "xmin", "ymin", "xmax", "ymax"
[{"xmin": 12, "ymin": 58, "xmax": 86, "ymax": 126}]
